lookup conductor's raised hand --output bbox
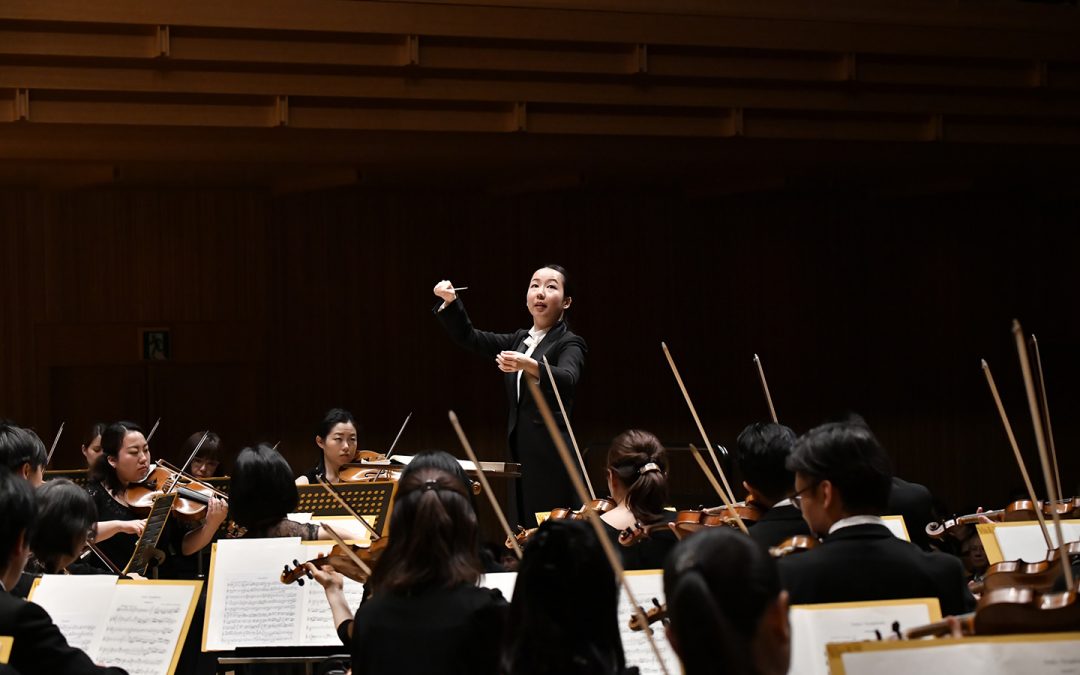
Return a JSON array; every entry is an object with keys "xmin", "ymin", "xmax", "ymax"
[
  {"xmin": 433, "ymin": 280, "xmax": 458, "ymax": 304},
  {"xmin": 496, "ymin": 351, "xmax": 533, "ymax": 373}
]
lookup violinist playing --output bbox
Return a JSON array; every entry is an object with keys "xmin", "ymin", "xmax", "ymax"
[
  {"xmin": 733, "ymin": 422, "xmax": 811, "ymax": 550},
  {"xmin": 296, "ymin": 408, "xmax": 359, "ymax": 485},
  {"xmin": 182, "ymin": 430, "xmax": 225, "ymax": 479},
  {"xmin": 598, "ymin": 429, "xmax": 678, "ymax": 570},
  {"xmin": 86, "ymin": 421, "xmax": 226, "ymax": 572},
  {"xmin": 777, "ymin": 420, "xmax": 974, "ymax": 616}
]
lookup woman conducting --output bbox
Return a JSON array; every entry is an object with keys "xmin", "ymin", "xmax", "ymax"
[{"xmin": 433, "ymin": 265, "xmax": 587, "ymax": 524}]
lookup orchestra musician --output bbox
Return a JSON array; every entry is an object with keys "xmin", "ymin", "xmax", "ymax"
[
  {"xmin": 79, "ymin": 423, "xmax": 106, "ymax": 471},
  {"xmin": 0, "ymin": 470, "xmax": 128, "ymax": 674},
  {"xmin": 598, "ymin": 429, "xmax": 678, "ymax": 570},
  {"xmin": 501, "ymin": 518, "xmax": 639, "ymax": 675},
  {"xmin": 433, "ymin": 265, "xmax": 588, "ymax": 522},
  {"xmin": 0, "ymin": 421, "xmax": 47, "ymax": 488},
  {"xmin": 295, "ymin": 408, "xmax": 360, "ymax": 485},
  {"xmin": 778, "ymin": 420, "xmax": 975, "ymax": 616},
  {"xmin": 307, "ymin": 450, "xmax": 508, "ymax": 675},
  {"xmin": 181, "ymin": 430, "xmax": 225, "ymax": 479},
  {"xmin": 733, "ymin": 422, "xmax": 812, "ymax": 550},
  {"xmin": 86, "ymin": 421, "xmax": 226, "ymax": 571},
  {"xmin": 664, "ymin": 526, "xmax": 790, "ymax": 675}
]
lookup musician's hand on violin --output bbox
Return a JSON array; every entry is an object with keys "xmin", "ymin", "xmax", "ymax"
[
  {"xmin": 433, "ymin": 280, "xmax": 457, "ymax": 305},
  {"xmin": 945, "ymin": 615, "xmax": 965, "ymax": 639},
  {"xmin": 205, "ymin": 496, "xmax": 228, "ymax": 528},
  {"xmin": 974, "ymin": 507, "xmax": 994, "ymax": 524},
  {"xmin": 123, "ymin": 519, "xmax": 146, "ymax": 537},
  {"xmin": 305, "ymin": 562, "xmax": 344, "ymax": 593}
]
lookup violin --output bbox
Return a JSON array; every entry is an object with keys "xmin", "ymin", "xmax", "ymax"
[
  {"xmin": 670, "ymin": 498, "xmax": 765, "ymax": 540},
  {"xmin": 769, "ymin": 534, "xmax": 819, "ymax": 558},
  {"xmin": 906, "ymin": 580, "xmax": 1080, "ymax": 638},
  {"xmin": 629, "ymin": 598, "xmax": 668, "ymax": 632},
  {"xmin": 505, "ymin": 498, "xmax": 617, "ymax": 549},
  {"xmin": 970, "ymin": 541, "xmax": 1080, "ymax": 595},
  {"xmin": 124, "ymin": 461, "xmax": 227, "ymax": 522},
  {"xmin": 618, "ymin": 520, "xmax": 675, "ymax": 547},
  {"xmin": 280, "ymin": 537, "xmax": 389, "ymax": 586},
  {"xmin": 339, "ymin": 461, "xmax": 482, "ymax": 495},
  {"xmin": 926, "ymin": 497, "xmax": 1080, "ymax": 541}
]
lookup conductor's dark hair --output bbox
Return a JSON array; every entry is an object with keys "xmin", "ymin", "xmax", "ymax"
[
  {"xmin": 315, "ymin": 408, "xmax": 359, "ymax": 440},
  {"xmin": 230, "ymin": 444, "xmax": 299, "ymax": 530},
  {"xmin": 92, "ymin": 421, "xmax": 145, "ymax": 494},
  {"xmin": 0, "ymin": 469, "xmax": 37, "ymax": 568},
  {"xmin": 501, "ymin": 519, "xmax": 626, "ymax": 675},
  {"xmin": 786, "ymin": 421, "xmax": 893, "ymax": 514},
  {"xmin": 31, "ymin": 478, "xmax": 98, "ymax": 573},
  {"xmin": 539, "ymin": 263, "xmax": 573, "ymax": 298},
  {"xmin": 367, "ymin": 451, "xmax": 483, "ymax": 594},
  {"xmin": 664, "ymin": 527, "xmax": 783, "ymax": 675},
  {"xmin": 0, "ymin": 422, "xmax": 47, "ymax": 474},
  {"xmin": 607, "ymin": 429, "xmax": 669, "ymax": 524},
  {"xmin": 735, "ymin": 423, "xmax": 798, "ymax": 503},
  {"xmin": 82, "ymin": 422, "xmax": 107, "ymax": 448}
]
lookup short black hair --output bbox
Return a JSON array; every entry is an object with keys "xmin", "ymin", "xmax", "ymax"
[
  {"xmin": 230, "ymin": 444, "xmax": 299, "ymax": 530},
  {"xmin": 0, "ymin": 422, "xmax": 47, "ymax": 473},
  {"xmin": 735, "ymin": 423, "xmax": 797, "ymax": 503},
  {"xmin": 0, "ymin": 468, "xmax": 37, "ymax": 567},
  {"xmin": 786, "ymin": 421, "xmax": 893, "ymax": 514},
  {"xmin": 31, "ymin": 478, "xmax": 97, "ymax": 573}
]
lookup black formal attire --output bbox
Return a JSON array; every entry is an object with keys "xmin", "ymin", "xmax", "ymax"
[
  {"xmin": 0, "ymin": 584, "xmax": 127, "ymax": 674},
  {"xmin": 435, "ymin": 299, "xmax": 587, "ymax": 523},
  {"xmin": 603, "ymin": 512, "xmax": 678, "ymax": 571},
  {"xmin": 748, "ymin": 503, "xmax": 812, "ymax": 551},
  {"xmin": 778, "ymin": 522, "xmax": 975, "ymax": 616},
  {"xmin": 888, "ymin": 477, "xmax": 935, "ymax": 551},
  {"xmin": 337, "ymin": 583, "xmax": 508, "ymax": 675}
]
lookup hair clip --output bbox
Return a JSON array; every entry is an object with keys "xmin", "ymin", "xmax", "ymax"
[
  {"xmin": 638, "ymin": 462, "xmax": 661, "ymax": 475},
  {"xmin": 421, "ymin": 479, "xmax": 439, "ymax": 492}
]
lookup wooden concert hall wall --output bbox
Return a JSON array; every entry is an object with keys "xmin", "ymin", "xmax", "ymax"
[{"xmin": 0, "ymin": 185, "xmax": 1077, "ymax": 520}]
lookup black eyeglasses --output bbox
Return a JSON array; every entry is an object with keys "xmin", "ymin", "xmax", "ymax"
[{"xmin": 791, "ymin": 481, "xmax": 820, "ymax": 511}]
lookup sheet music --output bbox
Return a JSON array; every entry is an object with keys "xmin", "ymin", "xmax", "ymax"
[
  {"xmin": 479, "ymin": 572, "xmax": 518, "ymax": 601},
  {"xmin": 994, "ymin": 523, "xmax": 1080, "ymax": 563},
  {"xmin": 30, "ymin": 576, "xmax": 198, "ymax": 675},
  {"xmin": 619, "ymin": 572, "xmax": 681, "ymax": 675},
  {"xmin": 30, "ymin": 575, "xmax": 117, "ymax": 652},
  {"xmin": 881, "ymin": 515, "xmax": 910, "ymax": 541},
  {"xmin": 94, "ymin": 584, "xmax": 196, "ymax": 675},
  {"xmin": 205, "ymin": 538, "xmax": 366, "ymax": 650},
  {"xmin": 836, "ymin": 634, "xmax": 1080, "ymax": 675},
  {"xmin": 789, "ymin": 600, "xmax": 938, "ymax": 675}
]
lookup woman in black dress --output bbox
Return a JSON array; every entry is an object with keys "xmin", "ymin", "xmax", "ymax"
[
  {"xmin": 308, "ymin": 450, "xmax": 508, "ymax": 675},
  {"xmin": 87, "ymin": 421, "xmax": 226, "ymax": 572},
  {"xmin": 433, "ymin": 265, "xmax": 587, "ymax": 524},
  {"xmin": 599, "ymin": 430, "xmax": 677, "ymax": 571}
]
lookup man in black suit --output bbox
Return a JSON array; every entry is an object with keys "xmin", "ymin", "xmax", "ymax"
[
  {"xmin": 0, "ymin": 423, "xmax": 47, "ymax": 488},
  {"xmin": 777, "ymin": 422, "xmax": 974, "ymax": 617},
  {"xmin": 734, "ymin": 422, "xmax": 812, "ymax": 550},
  {"xmin": 0, "ymin": 470, "xmax": 127, "ymax": 674}
]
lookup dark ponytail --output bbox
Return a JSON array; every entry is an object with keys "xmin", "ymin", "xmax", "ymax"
[
  {"xmin": 663, "ymin": 527, "xmax": 783, "ymax": 675},
  {"xmin": 367, "ymin": 451, "xmax": 482, "ymax": 594},
  {"xmin": 606, "ymin": 429, "xmax": 668, "ymax": 524}
]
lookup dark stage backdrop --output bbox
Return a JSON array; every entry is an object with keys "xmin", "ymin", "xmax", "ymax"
[{"xmin": 1, "ymin": 186, "xmax": 1077, "ymax": 527}]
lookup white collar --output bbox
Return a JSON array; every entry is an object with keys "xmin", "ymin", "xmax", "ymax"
[
  {"xmin": 528, "ymin": 326, "xmax": 550, "ymax": 340},
  {"xmin": 773, "ymin": 498, "xmax": 793, "ymax": 508},
  {"xmin": 828, "ymin": 514, "xmax": 885, "ymax": 535}
]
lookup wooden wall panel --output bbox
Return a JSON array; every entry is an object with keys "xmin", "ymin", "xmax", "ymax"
[{"xmin": 1, "ymin": 184, "xmax": 1078, "ymax": 529}]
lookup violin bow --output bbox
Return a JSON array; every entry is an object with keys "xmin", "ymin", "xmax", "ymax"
[
  {"xmin": 526, "ymin": 377, "xmax": 671, "ymax": 675},
  {"xmin": 752, "ymin": 354, "xmax": 779, "ymax": 424},
  {"xmin": 319, "ymin": 522, "xmax": 372, "ymax": 579},
  {"xmin": 448, "ymin": 411, "xmax": 523, "ymax": 559},
  {"xmin": 163, "ymin": 430, "xmax": 210, "ymax": 494},
  {"xmin": 981, "ymin": 359, "xmax": 1053, "ymax": 549},
  {"xmin": 145, "ymin": 417, "xmax": 162, "ymax": 443},
  {"xmin": 45, "ymin": 421, "xmax": 65, "ymax": 468},
  {"xmin": 85, "ymin": 541, "xmax": 125, "ymax": 577},
  {"xmin": 315, "ymin": 474, "xmax": 382, "ymax": 542},
  {"xmin": 385, "ymin": 412, "xmax": 413, "ymax": 457},
  {"xmin": 661, "ymin": 342, "xmax": 737, "ymax": 505},
  {"xmin": 1029, "ymin": 334, "xmax": 1064, "ymax": 503},
  {"xmin": 541, "ymin": 355, "xmax": 596, "ymax": 500},
  {"xmin": 689, "ymin": 444, "xmax": 748, "ymax": 535},
  {"xmin": 1014, "ymin": 321, "xmax": 1074, "ymax": 590}
]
